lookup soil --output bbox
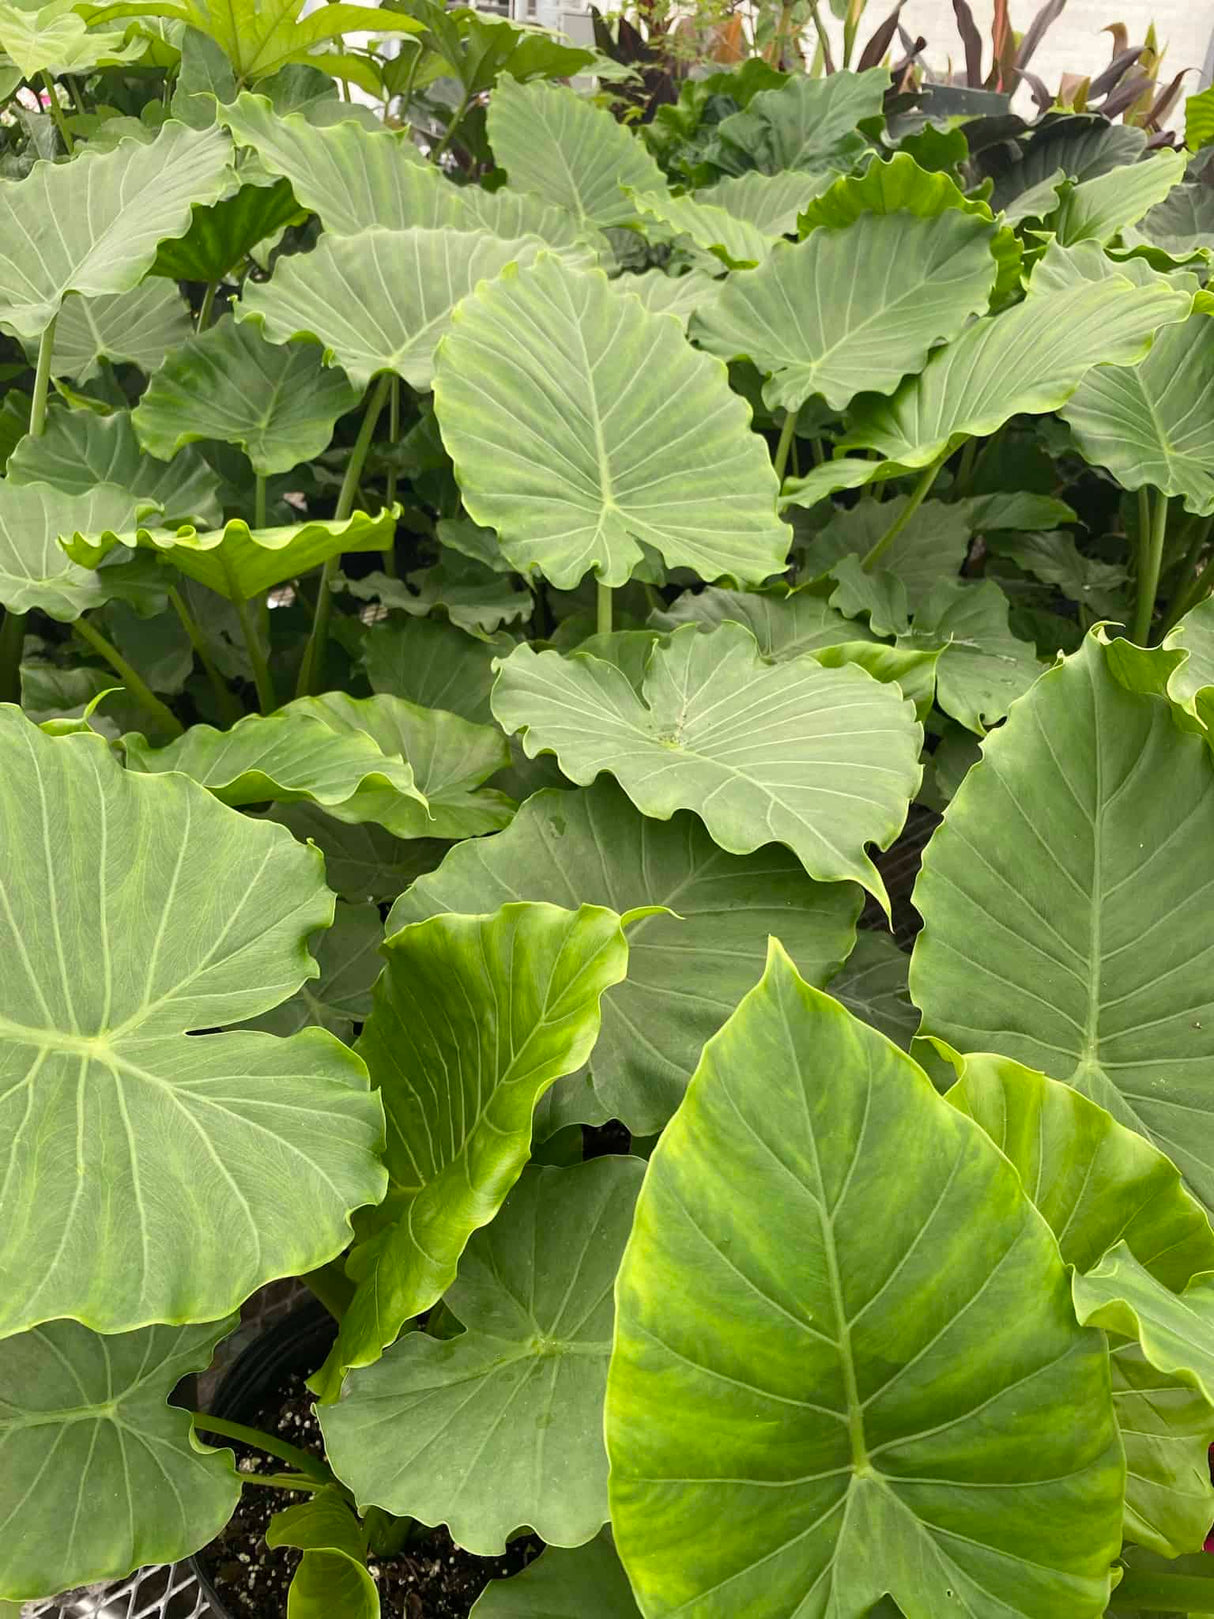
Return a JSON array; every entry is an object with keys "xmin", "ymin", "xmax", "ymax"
[{"xmin": 194, "ymin": 1372, "xmax": 541, "ymax": 1618}]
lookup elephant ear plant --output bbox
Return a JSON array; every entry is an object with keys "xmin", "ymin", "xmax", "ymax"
[{"xmin": 5, "ymin": 18, "xmax": 1214, "ymax": 1618}]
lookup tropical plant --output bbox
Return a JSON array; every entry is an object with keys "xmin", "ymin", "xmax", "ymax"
[{"xmin": 4, "ymin": 18, "xmax": 1214, "ymax": 1619}]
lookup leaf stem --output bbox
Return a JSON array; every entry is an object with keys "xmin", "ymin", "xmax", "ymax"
[
  {"xmin": 596, "ymin": 579, "xmax": 612, "ymax": 636},
  {"xmin": 397, "ymin": 39, "xmax": 422, "ymax": 123},
  {"xmin": 41, "ymin": 72, "xmax": 74, "ymax": 154},
  {"xmin": 432, "ymin": 86, "xmax": 473, "ymax": 160},
  {"xmin": 30, "ymin": 315, "xmax": 57, "ymax": 438},
  {"xmin": 168, "ymin": 585, "xmax": 240, "ymax": 723},
  {"xmin": 1132, "ymin": 487, "xmax": 1169, "ymax": 645},
  {"xmin": 197, "ymin": 281, "xmax": 218, "ymax": 332},
  {"xmin": 254, "ymin": 473, "xmax": 267, "ymax": 532},
  {"xmin": 0, "ymin": 609, "xmax": 26, "ymax": 705},
  {"xmin": 238, "ymin": 1473, "xmax": 327, "ymax": 1493},
  {"xmin": 1160, "ymin": 513, "xmax": 1214, "ymax": 635},
  {"xmin": 861, "ymin": 453, "xmax": 945, "ymax": 572},
  {"xmin": 301, "ymin": 1258, "xmax": 355, "ymax": 1321},
  {"xmin": 295, "ymin": 373, "xmax": 392, "ymax": 699},
  {"xmin": 192, "ymin": 1415, "xmax": 333, "ymax": 1483},
  {"xmin": 72, "ymin": 616, "xmax": 184, "ymax": 737},
  {"xmin": 224, "ymin": 557, "xmax": 277, "ymax": 714},
  {"xmin": 383, "ymin": 376, "xmax": 399, "ymax": 577},
  {"xmin": 772, "ymin": 407, "xmax": 799, "ymax": 484}
]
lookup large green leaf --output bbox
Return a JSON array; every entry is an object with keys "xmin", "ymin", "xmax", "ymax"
[
  {"xmin": 133, "ymin": 317, "xmax": 358, "ymax": 477},
  {"xmin": 88, "ymin": 0, "xmax": 421, "ymax": 90},
  {"xmin": 714, "ymin": 68, "xmax": 886, "ymax": 175},
  {"xmin": 315, "ymin": 902, "xmax": 630, "ymax": 1395},
  {"xmin": 1125, "ymin": 184, "xmax": 1214, "ymax": 261},
  {"xmin": 323, "ymin": 1157, "xmax": 643, "ymax": 1553},
  {"xmin": 0, "ymin": 479, "xmax": 141, "ymax": 619},
  {"xmin": 693, "ymin": 210, "xmax": 998, "ymax": 412},
  {"xmin": 338, "ymin": 554, "xmax": 532, "ymax": 637},
  {"xmin": 1110, "ymin": 1340, "xmax": 1214, "ymax": 1559},
  {"xmin": 471, "ymin": 1531, "xmax": 640, "ymax": 1617},
  {"xmin": 362, "ymin": 613, "xmax": 499, "ymax": 722},
  {"xmin": 290, "ymin": 690, "xmax": 513, "ymax": 838},
  {"xmin": 944, "ymin": 1051, "xmax": 1214, "ymax": 1286},
  {"xmin": 700, "ymin": 169, "xmax": 832, "ymax": 237},
  {"xmin": 391, "ymin": 779, "xmax": 860, "ymax": 1133},
  {"xmin": 1074, "ymin": 1244, "xmax": 1214, "ymax": 1405},
  {"xmin": 898, "ymin": 579, "xmax": 1043, "ymax": 733},
  {"xmin": 64, "ymin": 507, "xmax": 397, "ymax": 601},
  {"xmin": 122, "ymin": 705, "xmax": 427, "ymax": 815},
  {"xmin": 265, "ymin": 1489, "xmax": 377, "ymax": 1619},
  {"xmin": 433, "ymin": 256, "xmax": 787, "ymax": 590},
  {"xmin": 0, "ymin": 0, "xmax": 143, "ymax": 78},
  {"xmin": 1055, "ymin": 150, "xmax": 1186, "ymax": 247},
  {"xmin": 486, "ymin": 74, "xmax": 666, "ymax": 231},
  {"xmin": 240, "ymin": 226, "xmax": 541, "ymax": 393},
  {"xmin": 841, "ymin": 251, "xmax": 1192, "ymax": 470},
  {"xmin": 0, "ymin": 122, "xmax": 231, "ymax": 342},
  {"xmin": 223, "ymin": 91, "xmax": 589, "ymax": 252},
  {"xmin": 152, "ymin": 174, "xmax": 301, "ymax": 282},
  {"xmin": 46, "ymin": 280, "xmax": 193, "ymax": 382},
  {"xmin": 945, "ymin": 1040, "xmax": 1214, "ymax": 1555},
  {"xmin": 0, "ymin": 1318, "xmax": 239, "ymax": 1601},
  {"xmin": 8, "ymin": 408, "xmax": 222, "ymax": 527},
  {"xmin": 491, "ymin": 623, "xmax": 921, "ymax": 907},
  {"xmin": 0, "ymin": 708, "xmax": 386, "ymax": 1339},
  {"xmin": 911, "ymin": 634, "xmax": 1214, "ymax": 1207},
  {"xmin": 797, "ymin": 153, "xmax": 1021, "ymax": 301},
  {"xmin": 652, "ymin": 584, "xmax": 874, "ymax": 656},
  {"xmin": 1060, "ymin": 311, "xmax": 1214, "ymax": 512},
  {"xmin": 606, "ymin": 943, "xmax": 1125, "ymax": 1618}
]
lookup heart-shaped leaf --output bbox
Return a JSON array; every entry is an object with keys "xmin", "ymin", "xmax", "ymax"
[
  {"xmin": 8, "ymin": 408, "xmax": 223, "ymax": 527},
  {"xmin": 0, "ymin": 479, "xmax": 142, "ymax": 619},
  {"xmin": 289, "ymin": 690, "xmax": 513, "ymax": 838},
  {"xmin": 700, "ymin": 169, "xmax": 833, "ymax": 236},
  {"xmin": 912, "ymin": 633, "xmax": 1214, "ymax": 1208},
  {"xmin": 491, "ymin": 623, "xmax": 921, "ymax": 907},
  {"xmin": 433, "ymin": 256, "xmax": 788, "ymax": 589},
  {"xmin": 694, "ymin": 210, "xmax": 998, "ymax": 412},
  {"xmin": 122, "ymin": 705, "xmax": 427, "ymax": 814},
  {"xmin": 1110, "ymin": 1340, "xmax": 1214, "ymax": 1559},
  {"xmin": 898, "ymin": 579, "xmax": 1043, "ymax": 733},
  {"xmin": 825, "ymin": 931, "xmax": 917, "ymax": 1048},
  {"xmin": 391, "ymin": 779, "xmax": 860, "ymax": 1133},
  {"xmin": 0, "ymin": 708, "xmax": 386, "ymax": 1339},
  {"xmin": 0, "ymin": 121, "xmax": 231, "ymax": 342},
  {"xmin": 315, "ymin": 902, "xmax": 631, "ymax": 1394},
  {"xmin": 224, "ymin": 92, "xmax": 589, "ymax": 252},
  {"xmin": 134, "ymin": 316, "xmax": 359, "ymax": 476},
  {"xmin": 1055, "ymin": 150, "xmax": 1186, "ymax": 246},
  {"xmin": 652, "ymin": 585, "xmax": 875, "ymax": 656},
  {"xmin": 45, "ymin": 280, "xmax": 193, "ymax": 381},
  {"xmin": 486, "ymin": 75, "xmax": 666, "ymax": 231},
  {"xmin": 605, "ymin": 942, "xmax": 1124, "ymax": 1618},
  {"xmin": 323, "ymin": 1157, "xmax": 643, "ymax": 1554},
  {"xmin": 64, "ymin": 507, "xmax": 398, "ymax": 601},
  {"xmin": 0, "ymin": 0, "xmax": 144, "ymax": 80},
  {"xmin": 715, "ymin": 68, "xmax": 886, "ymax": 175},
  {"xmin": 240, "ymin": 226, "xmax": 541, "ymax": 392},
  {"xmin": 841, "ymin": 250, "xmax": 1192, "ymax": 471},
  {"xmin": 1061, "ymin": 310, "xmax": 1214, "ymax": 513},
  {"xmin": 363, "ymin": 614, "xmax": 501, "ymax": 723},
  {"xmin": 627, "ymin": 188, "xmax": 771, "ymax": 268},
  {"xmin": 0, "ymin": 1318, "xmax": 239, "ymax": 1600}
]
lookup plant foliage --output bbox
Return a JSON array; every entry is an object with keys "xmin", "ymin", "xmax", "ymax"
[{"xmin": 2, "ymin": 18, "xmax": 1214, "ymax": 1619}]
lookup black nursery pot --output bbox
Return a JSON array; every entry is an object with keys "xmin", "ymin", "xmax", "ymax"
[{"xmin": 189, "ymin": 1297, "xmax": 337, "ymax": 1618}]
